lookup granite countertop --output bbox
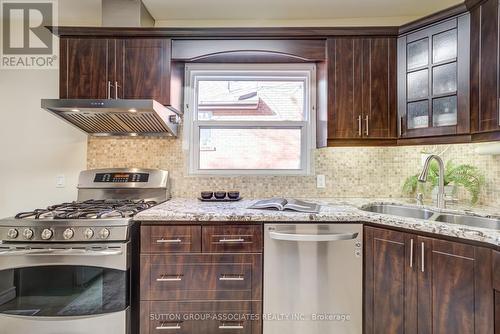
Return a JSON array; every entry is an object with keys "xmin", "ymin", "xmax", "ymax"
[{"xmin": 134, "ymin": 198, "xmax": 500, "ymax": 247}]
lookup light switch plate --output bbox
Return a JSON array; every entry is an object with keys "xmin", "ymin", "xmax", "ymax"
[{"xmin": 316, "ymin": 174, "xmax": 326, "ymax": 188}]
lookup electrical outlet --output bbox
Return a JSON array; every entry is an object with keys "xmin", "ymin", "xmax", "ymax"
[
  {"xmin": 56, "ymin": 175, "xmax": 65, "ymax": 188},
  {"xmin": 316, "ymin": 174, "xmax": 326, "ymax": 188}
]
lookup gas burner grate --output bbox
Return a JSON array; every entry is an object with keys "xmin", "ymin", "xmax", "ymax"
[{"xmin": 15, "ymin": 199, "xmax": 158, "ymax": 220}]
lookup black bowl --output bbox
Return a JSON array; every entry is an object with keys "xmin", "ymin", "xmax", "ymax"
[
  {"xmin": 201, "ymin": 191, "xmax": 214, "ymax": 200},
  {"xmin": 227, "ymin": 191, "xmax": 240, "ymax": 199},
  {"xmin": 214, "ymin": 191, "xmax": 227, "ymax": 199}
]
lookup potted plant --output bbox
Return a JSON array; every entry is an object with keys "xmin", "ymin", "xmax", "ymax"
[{"xmin": 403, "ymin": 160, "xmax": 485, "ymax": 204}]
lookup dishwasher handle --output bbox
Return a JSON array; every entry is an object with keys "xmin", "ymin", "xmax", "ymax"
[{"xmin": 269, "ymin": 231, "xmax": 358, "ymax": 242}]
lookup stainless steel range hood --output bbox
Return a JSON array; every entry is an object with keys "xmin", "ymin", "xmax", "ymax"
[{"xmin": 41, "ymin": 99, "xmax": 179, "ymax": 137}]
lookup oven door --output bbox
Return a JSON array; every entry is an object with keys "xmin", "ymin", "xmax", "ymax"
[{"xmin": 0, "ymin": 242, "xmax": 130, "ymax": 334}]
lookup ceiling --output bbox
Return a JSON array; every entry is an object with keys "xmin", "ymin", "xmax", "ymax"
[
  {"xmin": 57, "ymin": 0, "xmax": 463, "ymax": 27},
  {"xmin": 143, "ymin": 0, "xmax": 462, "ymax": 26}
]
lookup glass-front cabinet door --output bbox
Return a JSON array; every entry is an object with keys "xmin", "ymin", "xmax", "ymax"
[{"xmin": 398, "ymin": 14, "xmax": 470, "ymax": 138}]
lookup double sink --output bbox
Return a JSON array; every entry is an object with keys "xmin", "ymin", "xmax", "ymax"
[{"xmin": 362, "ymin": 204, "xmax": 500, "ymax": 230}]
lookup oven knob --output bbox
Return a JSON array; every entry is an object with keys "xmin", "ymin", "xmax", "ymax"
[
  {"xmin": 7, "ymin": 228, "xmax": 18, "ymax": 239},
  {"xmin": 22, "ymin": 228, "xmax": 34, "ymax": 240},
  {"xmin": 98, "ymin": 228, "xmax": 110, "ymax": 239},
  {"xmin": 63, "ymin": 228, "xmax": 74, "ymax": 240},
  {"xmin": 84, "ymin": 228, "xmax": 94, "ymax": 239},
  {"xmin": 41, "ymin": 228, "xmax": 53, "ymax": 240}
]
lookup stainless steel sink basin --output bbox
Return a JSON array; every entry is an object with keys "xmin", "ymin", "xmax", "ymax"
[
  {"xmin": 362, "ymin": 203, "xmax": 500, "ymax": 230},
  {"xmin": 362, "ymin": 204, "xmax": 436, "ymax": 220},
  {"xmin": 434, "ymin": 214, "xmax": 500, "ymax": 230}
]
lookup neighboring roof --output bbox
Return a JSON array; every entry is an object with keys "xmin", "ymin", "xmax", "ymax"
[{"xmin": 199, "ymin": 98, "xmax": 276, "ymax": 116}]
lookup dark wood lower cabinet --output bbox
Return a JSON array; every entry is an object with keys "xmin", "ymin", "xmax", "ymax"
[
  {"xmin": 365, "ymin": 226, "xmax": 494, "ymax": 334},
  {"xmin": 140, "ymin": 301, "xmax": 261, "ymax": 334},
  {"xmin": 364, "ymin": 227, "xmax": 416, "ymax": 334},
  {"xmin": 139, "ymin": 224, "xmax": 263, "ymax": 334}
]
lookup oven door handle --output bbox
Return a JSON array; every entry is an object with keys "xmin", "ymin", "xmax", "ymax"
[
  {"xmin": 269, "ymin": 231, "xmax": 359, "ymax": 242},
  {"xmin": 0, "ymin": 248, "xmax": 123, "ymax": 256}
]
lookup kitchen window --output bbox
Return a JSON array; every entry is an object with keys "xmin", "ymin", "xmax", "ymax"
[{"xmin": 184, "ymin": 64, "xmax": 316, "ymax": 175}]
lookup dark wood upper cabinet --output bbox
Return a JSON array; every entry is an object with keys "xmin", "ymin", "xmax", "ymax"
[
  {"xmin": 470, "ymin": 0, "xmax": 500, "ymax": 134},
  {"xmin": 365, "ymin": 226, "xmax": 494, "ymax": 334},
  {"xmin": 397, "ymin": 14, "xmax": 471, "ymax": 139},
  {"xmin": 326, "ymin": 37, "xmax": 397, "ymax": 143},
  {"xmin": 115, "ymin": 39, "xmax": 171, "ymax": 104},
  {"xmin": 362, "ymin": 38, "xmax": 398, "ymax": 139},
  {"xmin": 60, "ymin": 38, "xmax": 111, "ymax": 99},
  {"xmin": 60, "ymin": 37, "xmax": 181, "ymax": 111}
]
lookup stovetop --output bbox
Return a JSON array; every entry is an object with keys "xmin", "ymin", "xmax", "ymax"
[
  {"xmin": 0, "ymin": 168, "xmax": 169, "ymax": 243},
  {"xmin": 15, "ymin": 199, "xmax": 158, "ymax": 220}
]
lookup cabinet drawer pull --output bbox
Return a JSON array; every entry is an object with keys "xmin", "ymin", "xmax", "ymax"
[
  {"xmin": 156, "ymin": 322, "xmax": 182, "ymax": 330},
  {"xmin": 409, "ymin": 238, "xmax": 414, "ymax": 268},
  {"xmin": 421, "ymin": 242, "xmax": 425, "ymax": 273},
  {"xmin": 219, "ymin": 275, "xmax": 245, "ymax": 281},
  {"xmin": 358, "ymin": 115, "xmax": 362, "ymax": 137},
  {"xmin": 219, "ymin": 322, "xmax": 244, "ymax": 329},
  {"xmin": 157, "ymin": 275, "xmax": 183, "ymax": 282},
  {"xmin": 365, "ymin": 115, "xmax": 369, "ymax": 136},
  {"xmin": 156, "ymin": 238, "xmax": 182, "ymax": 243},
  {"xmin": 219, "ymin": 238, "xmax": 245, "ymax": 243}
]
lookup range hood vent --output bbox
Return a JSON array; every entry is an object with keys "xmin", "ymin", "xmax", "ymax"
[
  {"xmin": 101, "ymin": 0, "xmax": 154, "ymax": 27},
  {"xmin": 41, "ymin": 99, "xmax": 179, "ymax": 137}
]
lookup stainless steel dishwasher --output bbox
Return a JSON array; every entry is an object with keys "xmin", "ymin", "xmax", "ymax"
[{"xmin": 263, "ymin": 223, "xmax": 362, "ymax": 334}]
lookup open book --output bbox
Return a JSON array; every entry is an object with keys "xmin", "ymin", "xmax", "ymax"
[{"xmin": 249, "ymin": 198, "xmax": 321, "ymax": 213}]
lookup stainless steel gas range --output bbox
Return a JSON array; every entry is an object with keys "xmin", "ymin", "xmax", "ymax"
[{"xmin": 0, "ymin": 168, "xmax": 169, "ymax": 334}]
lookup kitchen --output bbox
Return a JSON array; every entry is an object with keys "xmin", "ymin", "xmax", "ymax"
[{"xmin": 0, "ymin": 0, "xmax": 499, "ymax": 333}]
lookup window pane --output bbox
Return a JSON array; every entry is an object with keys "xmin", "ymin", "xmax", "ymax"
[
  {"xmin": 199, "ymin": 128, "xmax": 302, "ymax": 170},
  {"xmin": 433, "ymin": 62, "xmax": 457, "ymax": 95},
  {"xmin": 433, "ymin": 29, "xmax": 457, "ymax": 63},
  {"xmin": 407, "ymin": 69, "xmax": 429, "ymax": 100},
  {"xmin": 433, "ymin": 96, "xmax": 457, "ymax": 127},
  {"xmin": 197, "ymin": 80, "xmax": 305, "ymax": 121},
  {"xmin": 407, "ymin": 38, "xmax": 429, "ymax": 70},
  {"xmin": 407, "ymin": 101, "xmax": 429, "ymax": 129}
]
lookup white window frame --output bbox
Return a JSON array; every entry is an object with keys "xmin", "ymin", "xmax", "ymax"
[{"xmin": 183, "ymin": 63, "xmax": 316, "ymax": 176}]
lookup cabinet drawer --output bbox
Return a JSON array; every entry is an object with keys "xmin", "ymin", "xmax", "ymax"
[
  {"xmin": 141, "ymin": 254, "xmax": 262, "ymax": 301},
  {"xmin": 202, "ymin": 225, "xmax": 262, "ymax": 253},
  {"xmin": 141, "ymin": 226, "xmax": 201, "ymax": 253},
  {"xmin": 141, "ymin": 301, "xmax": 261, "ymax": 334}
]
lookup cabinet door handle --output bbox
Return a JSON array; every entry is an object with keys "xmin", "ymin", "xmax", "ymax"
[
  {"xmin": 107, "ymin": 81, "xmax": 112, "ymax": 99},
  {"xmin": 156, "ymin": 322, "xmax": 182, "ymax": 330},
  {"xmin": 409, "ymin": 238, "xmax": 414, "ymax": 268},
  {"xmin": 115, "ymin": 81, "xmax": 120, "ymax": 99},
  {"xmin": 219, "ymin": 322, "xmax": 244, "ymax": 329},
  {"xmin": 358, "ymin": 115, "xmax": 362, "ymax": 137},
  {"xmin": 421, "ymin": 242, "xmax": 425, "ymax": 273},
  {"xmin": 365, "ymin": 115, "xmax": 369, "ymax": 136},
  {"xmin": 399, "ymin": 116, "xmax": 404, "ymax": 137},
  {"xmin": 156, "ymin": 238, "xmax": 182, "ymax": 243},
  {"xmin": 157, "ymin": 275, "xmax": 183, "ymax": 282},
  {"xmin": 219, "ymin": 275, "xmax": 245, "ymax": 281},
  {"xmin": 219, "ymin": 238, "xmax": 245, "ymax": 243}
]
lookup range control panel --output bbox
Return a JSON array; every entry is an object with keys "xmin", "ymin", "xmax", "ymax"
[{"xmin": 94, "ymin": 172, "xmax": 150, "ymax": 183}]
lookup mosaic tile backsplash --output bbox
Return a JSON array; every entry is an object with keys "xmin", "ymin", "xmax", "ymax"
[{"xmin": 87, "ymin": 136, "xmax": 500, "ymax": 207}]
